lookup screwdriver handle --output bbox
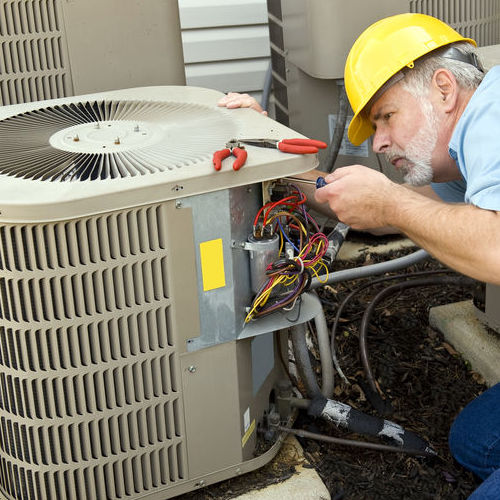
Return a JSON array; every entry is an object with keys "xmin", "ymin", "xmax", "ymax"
[{"xmin": 315, "ymin": 177, "xmax": 327, "ymax": 189}]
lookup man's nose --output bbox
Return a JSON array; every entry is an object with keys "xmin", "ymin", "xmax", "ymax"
[{"xmin": 372, "ymin": 129, "xmax": 391, "ymax": 153}]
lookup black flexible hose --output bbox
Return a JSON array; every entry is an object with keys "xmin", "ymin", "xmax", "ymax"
[
  {"xmin": 330, "ymin": 269, "xmax": 456, "ymax": 384},
  {"xmin": 307, "ymin": 396, "xmax": 435, "ymax": 455},
  {"xmin": 318, "ymin": 83, "xmax": 348, "ymax": 173},
  {"xmin": 359, "ymin": 275, "xmax": 475, "ymax": 400}
]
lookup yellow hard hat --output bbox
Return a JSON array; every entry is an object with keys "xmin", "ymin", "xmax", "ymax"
[{"xmin": 345, "ymin": 13, "xmax": 476, "ymax": 146}]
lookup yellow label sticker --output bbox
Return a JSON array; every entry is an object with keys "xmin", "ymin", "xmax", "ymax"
[
  {"xmin": 241, "ymin": 419, "xmax": 256, "ymax": 447},
  {"xmin": 199, "ymin": 238, "xmax": 226, "ymax": 291}
]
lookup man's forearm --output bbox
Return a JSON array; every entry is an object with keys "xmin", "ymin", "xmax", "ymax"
[{"xmin": 387, "ymin": 189, "xmax": 500, "ymax": 283}]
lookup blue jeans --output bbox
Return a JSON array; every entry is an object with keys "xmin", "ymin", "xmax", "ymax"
[{"xmin": 449, "ymin": 382, "xmax": 500, "ymax": 499}]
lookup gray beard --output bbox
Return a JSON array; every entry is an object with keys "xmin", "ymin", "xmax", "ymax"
[
  {"xmin": 386, "ymin": 97, "xmax": 439, "ymax": 187},
  {"xmin": 402, "ymin": 161, "xmax": 434, "ymax": 186}
]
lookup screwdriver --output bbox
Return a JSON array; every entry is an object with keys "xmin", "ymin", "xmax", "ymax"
[
  {"xmin": 283, "ymin": 176, "xmax": 350, "ymax": 258},
  {"xmin": 283, "ymin": 176, "xmax": 327, "ymax": 189}
]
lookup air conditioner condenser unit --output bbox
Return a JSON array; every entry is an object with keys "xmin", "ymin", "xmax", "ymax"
[{"xmin": 0, "ymin": 86, "xmax": 320, "ymax": 500}]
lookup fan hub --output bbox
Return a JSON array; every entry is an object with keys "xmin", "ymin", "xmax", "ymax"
[{"xmin": 49, "ymin": 120, "xmax": 162, "ymax": 153}]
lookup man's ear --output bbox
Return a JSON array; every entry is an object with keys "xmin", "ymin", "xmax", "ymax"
[{"xmin": 432, "ymin": 68, "xmax": 457, "ymax": 111}]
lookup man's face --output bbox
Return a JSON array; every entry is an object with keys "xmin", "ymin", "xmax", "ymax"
[{"xmin": 369, "ymin": 83, "xmax": 441, "ymax": 186}]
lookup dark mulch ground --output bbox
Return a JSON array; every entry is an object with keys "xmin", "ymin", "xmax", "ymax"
[
  {"xmin": 298, "ymin": 236, "xmax": 486, "ymax": 499},
  {"xmin": 183, "ymin": 234, "xmax": 487, "ymax": 500}
]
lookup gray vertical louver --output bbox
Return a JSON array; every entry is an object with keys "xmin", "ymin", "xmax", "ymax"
[
  {"xmin": 0, "ymin": 205, "xmax": 188, "ymax": 500},
  {"xmin": 0, "ymin": 0, "xmax": 72, "ymax": 105}
]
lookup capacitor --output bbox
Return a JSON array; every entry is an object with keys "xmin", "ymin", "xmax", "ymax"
[{"xmin": 247, "ymin": 233, "xmax": 279, "ymax": 294}]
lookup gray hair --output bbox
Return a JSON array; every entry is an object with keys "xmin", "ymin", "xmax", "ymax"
[{"xmin": 399, "ymin": 41, "xmax": 484, "ymax": 97}]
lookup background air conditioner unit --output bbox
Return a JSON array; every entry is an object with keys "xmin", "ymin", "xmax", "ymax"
[
  {"xmin": 0, "ymin": 0, "xmax": 186, "ymax": 105},
  {"xmin": 0, "ymin": 85, "xmax": 319, "ymax": 500}
]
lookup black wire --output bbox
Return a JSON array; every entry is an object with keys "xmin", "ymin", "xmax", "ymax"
[{"xmin": 358, "ymin": 275, "xmax": 475, "ymax": 399}]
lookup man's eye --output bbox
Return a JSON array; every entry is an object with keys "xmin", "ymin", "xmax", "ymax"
[{"xmin": 384, "ymin": 112, "xmax": 393, "ymax": 121}]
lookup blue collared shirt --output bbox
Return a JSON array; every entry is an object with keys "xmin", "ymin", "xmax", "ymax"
[{"xmin": 445, "ymin": 65, "xmax": 500, "ymax": 210}]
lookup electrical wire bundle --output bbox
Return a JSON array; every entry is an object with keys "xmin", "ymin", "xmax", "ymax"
[{"xmin": 245, "ymin": 185, "xmax": 329, "ymax": 322}]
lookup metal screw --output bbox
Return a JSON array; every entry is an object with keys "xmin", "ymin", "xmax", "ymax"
[
  {"xmin": 134, "ymin": 125, "xmax": 140, "ymax": 132},
  {"xmin": 187, "ymin": 365, "xmax": 196, "ymax": 373},
  {"xmin": 114, "ymin": 137, "xmax": 121, "ymax": 145},
  {"xmin": 73, "ymin": 135, "xmax": 80, "ymax": 142},
  {"xmin": 175, "ymin": 201, "xmax": 182, "ymax": 209}
]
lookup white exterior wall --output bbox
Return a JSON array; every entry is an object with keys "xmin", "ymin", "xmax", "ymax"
[{"xmin": 178, "ymin": 0, "xmax": 270, "ymax": 103}]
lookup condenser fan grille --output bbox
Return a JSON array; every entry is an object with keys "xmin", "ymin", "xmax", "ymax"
[{"xmin": 0, "ymin": 100, "xmax": 236, "ymax": 181}]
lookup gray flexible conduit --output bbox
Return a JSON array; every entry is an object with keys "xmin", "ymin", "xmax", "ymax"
[
  {"xmin": 290, "ymin": 301, "xmax": 335, "ymax": 400},
  {"xmin": 291, "ymin": 323, "xmax": 322, "ymax": 398},
  {"xmin": 310, "ymin": 248, "xmax": 430, "ymax": 289}
]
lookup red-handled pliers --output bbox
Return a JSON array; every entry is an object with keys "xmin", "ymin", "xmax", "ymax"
[
  {"xmin": 238, "ymin": 138, "xmax": 327, "ymax": 154},
  {"xmin": 213, "ymin": 140, "xmax": 248, "ymax": 171}
]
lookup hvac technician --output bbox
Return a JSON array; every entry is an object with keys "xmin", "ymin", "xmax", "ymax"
[{"xmin": 219, "ymin": 13, "xmax": 500, "ymax": 499}]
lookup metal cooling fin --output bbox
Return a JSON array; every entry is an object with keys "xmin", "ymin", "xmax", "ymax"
[{"xmin": 0, "ymin": 100, "xmax": 236, "ymax": 181}]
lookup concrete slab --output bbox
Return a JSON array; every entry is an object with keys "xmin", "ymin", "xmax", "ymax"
[
  {"xmin": 233, "ymin": 435, "xmax": 331, "ymax": 500},
  {"xmin": 429, "ymin": 300, "xmax": 500, "ymax": 387}
]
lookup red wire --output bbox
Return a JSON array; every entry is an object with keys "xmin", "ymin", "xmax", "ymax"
[
  {"xmin": 263, "ymin": 195, "xmax": 302, "ymax": 225},
  {"xmin": 252, "ymin": 188, "xmax": 307, "ymax": 229}
]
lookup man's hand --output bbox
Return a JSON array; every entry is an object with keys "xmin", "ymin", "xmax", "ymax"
[
  {"xmin": 217, "ymin": 92, "xmax": 268, "ymax": 115},
  {"xmin": 314, "ymin": 165, "xmax": 404, "ymax": 230}
]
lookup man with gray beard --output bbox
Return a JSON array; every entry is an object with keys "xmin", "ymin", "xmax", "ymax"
[
  {"xmin": 317, "ymin": 14, "xmax": 500, "ymax": 499},
  {"xmin": 220, "ymin": 13, "xmax": 500, "ymax": 499}
]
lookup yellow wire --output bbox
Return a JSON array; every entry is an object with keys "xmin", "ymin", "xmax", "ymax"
[
  {"xmin": 245, "ymin": 266, "xmax": 301, "ymax": 323},
  {"xmin": 309, "ymin": 260, "xmax": 329, "ymax": 283}
]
